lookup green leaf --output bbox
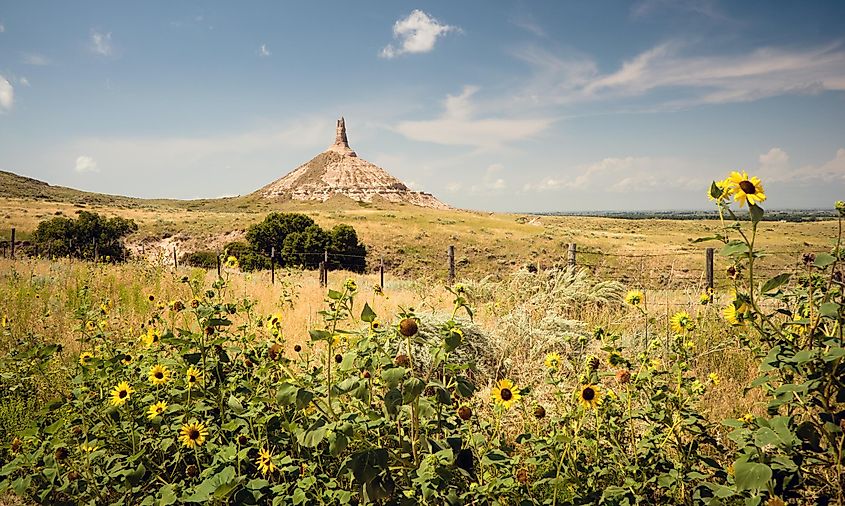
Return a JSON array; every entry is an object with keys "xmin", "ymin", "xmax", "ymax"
[
  {"xmin": 721, "ymin": 241, "xmax": 750, "ymax": 257},
  {"xmin": 329, "ymin": 432, "xmax": 348, "ymax": 456},
  {"xmin": 227, "ymin": 395, "xmax": 244, "ymax": 415},
  {"xmin": 761, "ymin": 273, "xmax": 790, "ymax": 294},
  {"xmin": 709, "ymin": 181, "xmax": 724, "ymax": 200},
  {"xmin": 275, "ymin": 383, "xmax": 298, "ymax": 405},
  {"xmin": 814, "ymin": 252, "xmax": 836, "ymax": 268},
  {"xmin": 309, "ymin": 329, "xmax": 332, "ymax": 342},
  {"xmin": 733, "ymin": 461, "xmax": 772, "ymax": 491},
  {"xmin": 298, "ymin": 419, "xmax": 327, "ymax": 447},
  {"xmin": 384, "ymin": 388, "xmax": 402, "ymax": 416},
  {"xmin": 381, "ymin": 367, "xmax": 407, "ymax": 388},
  {"xmin": 820, "ymin": 302, "xmax": 840, "ymax": 318},
  {"xmin": 327, "ymin": 289, "xmax": 344, "ymax": 300},
  {"xmin": 753, "ymin": 428, "xmax": 781, "ymax": 447},
  {"xmin": 749, "ymin": 204, "xmax": 764, "ymax": 225},
  {"xmin": 360, "ymin": 303, "xmax": 376, "ymax": 323},
  {"xmin": 126, "ymin": 463, "xmax": 146, "ymax": 486},
  {"xmin": 402, "ymin": 377, "xmax": 425, "ymax": 403},
  {"xmin": 159, "ymin": 484, "xmax": 177, "ymax": 506}
]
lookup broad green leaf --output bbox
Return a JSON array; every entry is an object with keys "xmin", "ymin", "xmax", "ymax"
[
  {"xmin": 360, "ymin": 303, "xmax": 376, "ymax": 323},
  {"xmin": 721, "ymin": 241, "xmax": 749, "ymax": 257},
  {"xmin": 733, "ymin": 461, "xmax": 772, "ymax": 491},
  {"xmin": 814, "ymin": 252, "xmax": 836, "ymax": 268},
  {"xmin": 761, "ymin": 273, "xmax": 790, "ymax": 294},
  {"xmin": 381, "ymin": 367, "xmax": 407, "ymax": 388},
  {"xmin": 227, "ymin": 395, "xmax": 244, "ymax": 415},
  {"xmin": 820, "ymin": 302, "xmax": 840, "ymax": 318},
  {"xmin": 402, "ymin": 377, "xmax": 425, "ymax": 403},
  {"xmin": 749, "ymin": 204, "xmax": 764, "ymax": 225},
  {"xmin": 275, "ymin": 383, "xmax": 298, "ymax": 405}
]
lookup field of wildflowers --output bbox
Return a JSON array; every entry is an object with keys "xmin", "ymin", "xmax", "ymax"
[{"xmin": 0, "ymin": 173, "xmax": 843, "ymax": 505}]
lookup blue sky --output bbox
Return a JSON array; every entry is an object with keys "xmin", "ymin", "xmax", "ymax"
[{"xmin": 1, "ymin": 1, "xmax": 843, "ymax": 211}]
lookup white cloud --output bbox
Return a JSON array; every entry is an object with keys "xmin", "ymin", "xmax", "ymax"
[
  {"xmin": 0, "ymin": 76, "xmax": 13, "ymax": 112},
  {"xmin": 380, "ymin": 10, "xmax": 458, "ymax": 59},
  {"xmin": 395, "ymin": 86, "xmax": 554, "ymax": 148},
  {"xmin": 22, "ymin": 53, "xmax": 51, "ymax": 66},
  {"xmin": 0, "ymin": 22, "xmax": 5, "ymax": 33},
  {"xmin": 75, "ymin": 156, "xmax": 99, "ymax": 173},
  {"xmin": 515, "ymin": 40, "xmax": 845, "ymax": 108},
  {"xmin": 469, "ymin": 163, "xmax": 508, "ymax": 193},
  {"xmin": 445, "ymin": 182, "xmax": 463, "ymax": 193},
  {"xmin": 259, "ymin": 44, "xmax": 271, "ymax": 57},
  {"xmin": 524, "ymin": 156, "xmax": 704, "ymax": 193},
  {"xmin": 630, "ymin": 0, "xmax": 728, "ymax": 21},
  {"xmin": 18, "ymin": 77, "xmax": 30, "ymax": 87},
  {"xmin": 91, "ymin": 30, "xmax": 113, "ymax": 56},
  {"xmin": 757, "ymin": 147, "xmax": 845, "ymax": 183}
]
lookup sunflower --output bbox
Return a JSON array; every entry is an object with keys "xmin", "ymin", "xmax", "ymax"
[
  {"xmin": 344, "ymin": 279, "xmax": 358, "ymax": 292},
  {"xmin": 699, "ymin": 292, "xmax": 711, "ymax": 305},
  {"xmin": 80, "ymin": 442, "xmax": 99, "ymax": 453},
  {"xmin": 726, "ymin": 171, "xmax": 766, "ymax": 208},
  {"xmin": 708, "ymin": 372, "xmax": 720, "ymax": 385},
  {"xmin": 578, "ymin": 384, "xmax": 602, "ymax": 410},
  {"xmin": 148, "ymin": 364, "xmax": 171, "ymax": 386},
  {"xmin": 256, "ymin": 448, "xmax": 278, "ymax": 476},
  {"xmin": 121, "ymin": 353, "xmax": 133, "ymax": 365},
  {"xmin": 491, "ymin": 379, "xmax": 522, "ymax": 409},
  {"xmin": 226, "ymin": 256, "xmax": 239, "ymax": 269},
  {"xmin": 180, "ymin": 421, "xmax": 208, "ymax": 449},
  {"xmin": 85, "ymin": 321, "xmax": 96, "ymax": 332},
  {"xmin": 370, "ymin": 319, "xmax": 382, "ymax": 332},
  {"xmin": 110, "ymin": 381, "xmax": 134, "ymax": 406},
  {"xmin": 142, "ymin": 327, "xmax": 161, "ymax": 347},
  {"xmin": 624, "ymin": 289, "xmax": 644, "ymax": 307},
  {"xmin": 186, "ymin": 366, "xmax": 202, "ymax": 388},
  {"xmin": 147, "ymin": 401, "xmax": 168, "ymax": 420},
  {"xmin": 707, "ymin": 178, "xmax": 732, "ymax": 202},
  {"xmin": 0, "ymin": 315, "xmax": 9, "ymax": 328},
  {"xmin": 544, "ymin": 352, "xmax": 561, "ymax": 370},
  {"xmin": 79, "ymin": 351, "xmax": 94, "ymax": 366},
  {"xmin": 669, "ymin": 311, "xmax": 694, "ymax": 334}
]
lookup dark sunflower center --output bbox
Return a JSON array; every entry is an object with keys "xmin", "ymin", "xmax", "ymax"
[
  {"xmin": 189, "ymin": 429, "xmax": 200, "ymax": 440},
  {"xmin": 188, "ymin": 375, "xmax": 196, "ymax": 382},
  {"xmin": 501, "ymin": 388, "xmax": 513, "ymax": 401},
  {"xmin": 739, "ymin": 180, "xmax": 756, "ymax": 194},
  {"xmin": 119, "ymin": 390, "xmax": 127, "ymax": 399},
  {"xmin": 582, "ymin": 387, "xmax": 595, "ymax": 401},
  {"xmin": 155, "ymin": 372, "xmax": 163, "ymax": 379}
]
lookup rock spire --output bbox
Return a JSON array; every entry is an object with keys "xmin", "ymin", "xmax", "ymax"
[{"xmin": 326, "ymin": 117, "xmax": 357, "ymax": 157}]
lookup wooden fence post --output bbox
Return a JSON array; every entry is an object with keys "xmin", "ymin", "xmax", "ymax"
[
  {"xmin": 319, "ymin": 262, "xmax": 326, "ymax": 287},
  {"xmin": 379, "ymin": 257, "xmax": 384, "ymax": 289},
  {"xmin": 10, "ymin": 228, "xmax": 15, "ymax": 259},
  {"xmin": 216, "ymin": 251, "xmax": 221, "ymax": 278},
  {"xmin": 705, "ymin": 248, "xmax": 714, "ymax": 300},
  {"xmin": 173, "ymin": 247, "xmax": 177, "ymax": 269},
  {"xmin": 93, "ymin": 239, "xmax": 98, "ymax": 262},
  {"xmin": 448, "ymin": 245, "xmax": 455, "ymax": 286},
  {"xmin": 567, "ymin": 243, "xmax": 577, "ymax": 267},
  {"xmin": 271, "ymin": 247, "xmax": 275, "ymax": 285}
]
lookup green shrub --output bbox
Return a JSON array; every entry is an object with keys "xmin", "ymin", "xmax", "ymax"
[{"xmin": 182, "ymin": 250, "xmax": 219, "ymax": 269}]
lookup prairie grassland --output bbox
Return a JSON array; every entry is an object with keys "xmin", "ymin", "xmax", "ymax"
[{"xmin": 0, "ymin": 196, "xmax": 836, "ymax": 279}]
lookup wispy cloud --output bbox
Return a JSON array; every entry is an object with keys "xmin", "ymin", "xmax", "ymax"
[
  {"xmin": 0, "ymin": 76, "xmax": 13, "ymax": 112},
  {"xmin": 259, "ymin": 43, "xmax": 271, "ymax": 57},
  {"xmin": 380, "ymin": 10, "xmax": 458, "ymax": 59},
  {"xmin": 18, "ymin": 77, "xmax": 30, "ymax": 87},
  {"xmin": 90, "ymin": 30, "xmax": 113, "ymax": 56},
  {"xmin": 511, "ymin": 14, "xmax": 546, "ymax": 38},
  {"xmin": 469, "ymin": 163, "xmax": 508, "ymax": 194},
  {"xmin": 523, "ymin": 156, "xmax": 705, "ymax": 193},
  {"xmin": 757, "ymin": 147, "xmax": 845, "ymax": 183},
  {"xmin": 630, "ymin": 0, "xmax": 729, "ymax": 21},
  {"xmin": 74, "ymin": 155, "xmax": 99, "ymax": 173},
  {"xmin": 0, "ymin": 22, "xmax": 5, "ymax": 33},
  {"xmin": 22, "ymin": 53, "xmax": 51, "ymax": 66},
  {"xmin": 514, "ymin": 40, "xmax": 845, "ymax": 109},
  {"xmin": 395, "ymin": 85, "xmax": 554, "ymax": 149}
]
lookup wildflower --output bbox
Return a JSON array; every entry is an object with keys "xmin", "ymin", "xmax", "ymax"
[
  {"xmin": 373, "ymin": 284, "xmax": 384, "ymax": 296},
  {"xmin": 11, "ymin": 437, "xmax": 22, "ymax": 454},
  {"xmin": 293, "ymin": 344, "xmax": 302, "ymax": 353},
  {"xmin": 85, "ymin": 321, "xmax": 96, "ymax": 332},
  {"xmin": 764, "ymin": 497, "xmax": 786, "ymax": 506},
  {"xmin": 837, "ymin": 200, "xmax": 845, "ymax": 216},
  {"xmin": 491, "ymin": 379, "xmax": 521, "ymax": 409},
  {"xmin": 180, "ymin": 421, "xmax": 208, "ymax": 449},
  {"xmin": 256, "ymin": 448, "xmax": 278, "ymax": 475},
  {"xmin": 708, "ymin": 178, "xmax": 732, "ymax": 202},
  {"xmin": 148, "ymin": 364, "xmax": 171, "ymax": 386},
  {"xmin": 578, "ymin": 384, "xmax": 602, "ymax": 409},
  {"xmin": 708, "ymin": 372, "xmax": 720, "ymax": 385},
  {"xmin": 121, "ymin": 353, "xmax": 133, "ymax": 365},
  {"xmin": 344, "ymin": 278, "xmax": 357, "ymax": 292},
  {"xmin": 186, "ymin": 464, "xmax": 199, "ymax": 477},
  {"xmin": 394, "ymin": 354, "xmax": 411, "ymax": 367},
  {"xmin": 80, "ymin": 442, "xmax": 99, "ymax": 453},
  {"xmin": 185, "ymin": 366, "xmax": 201, "ymax": 389},
  {"xmin": 399, "ymin": 318, "xmax": 418, "ymax": 337},
  {"xmin": 170, "ymin": 300, "xmax": 185, "ymax": 312},
  {"xmin": 544, "ymin": 352, "xmax": 561, "ymax": 370},
  {"xmin": 370, "ymin": 319, "xmax": 382, "ymax": 332},
  {"xmin": 226, "ymin": 256, "xmax": 239, "ymax": 269},
  {"xmin": 741, "ymin": 413, "xmax": 755, "ymax": 424},
  {"xmin": 454, "ymin": 283, "xmax": 467, "ymax": 295},
  {"xmin": 516, "ymin": 468, "xmax": 530, "ymax": 485},
  {"xmin": 142, "ymin": 327, "xmax": 161, "ymax": 347},
  {"xmin": 725, "ymin": 171, "xmax": 766, "ymax": 208},
  {"xmin": 616, "ymin": 369, "xmax": 632, "ymax": 384},
  {"xmin": 110, "ymin": 382, "xmax": 134, "ymax": 406},
  {"xmin": 586, "ymin": 355, "xmax": 601, "ymax": 371},
  {"xmin": 148, "ymin": 295, "xmax": 155, "ymax": 302},
  {"xmin": 190, "ymin": 298, "xmax": 200, "ymax": 309},
  {"xmin": 268, "ymin": 343, "xmax": 283, "ymax": 361},
  {"xmin": 699, "ymin": 292, "xmax": 711, "ymax": 305},
  {"xmin": 669, "ymin": 311, "xmax": 694, "ymax": 334},
  {"xmin": 100, "ymin": 301, "xmax": 111, "ymax": 315},
  {"xmin": 147, "ymin": 401, "xmax": 168, "ymax": 420},
  {"xmin": 625, "ymin": 289, "xmax": 644, "ymax": 307},
  {"xmin": 79, "ymin": 351, "xmax": 94, "ymax": 366},
  {"xmin": 1, "ymin": 315, "xmax": 9, "ymax": 327},
  {"xmin": 607, "ymin": 352, "xmax": 624, "ymax": 367},
  {"xmin": 723, "ymin": 304, "xmax": 742, "ymax": 325}
]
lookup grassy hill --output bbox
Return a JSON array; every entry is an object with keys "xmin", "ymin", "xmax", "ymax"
[{"xmin": 0, "ymin": 170, "xmax": 837, "ymax": 283}]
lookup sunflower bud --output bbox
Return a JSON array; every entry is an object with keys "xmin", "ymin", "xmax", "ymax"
[
  {"xmin": 803, "ymin": 253, "xmax": 816, "ymax": 266},
  {"xmin": 362, "ymin": 370, "xmax": 371, "ymax": 379},
  {"xmin": 238, "ymin": 435, "xmax": 248, "ymax": 445},
  {"xmin": 534, "ymin": 405, "xmax": 546, "ymax": 419},
  {"xmin": 294, "ymin": 344, "xmax": 302, "ymax": 353},
  {"xmin": 516, "ymin": 468, "xmax": 530, "ymax": 485},
  {"xmin": 268, "ymin": 344, "xmax": 282, "ymax": 361},
  {"xmin": 394, "ymin": 354, "xmax": 411, "ymax": 367},
  {"xmin": 457, "ymin": 405, "xmax": 472, "ymax": 420},
  {"xmin": 399, "ymin": 318, "xmax": 419, "ymax": 337},
  {"xmin": 54, "ymin": 447, "xmax": 69, "ymax": 461},
  {"xmin": 334, "ymin": 354, "xmax": 343, "ymax": 364},
  {"xmin": 186, "ymin": 464, "xmax": 199, "ymax": 477},
  {"xmin": 616, "ymin": 369, "xmax": 632, "ymax": 384},
  {"xmin": 586, "ymin": 355, "xmax": 600, "ymax": 371}
]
